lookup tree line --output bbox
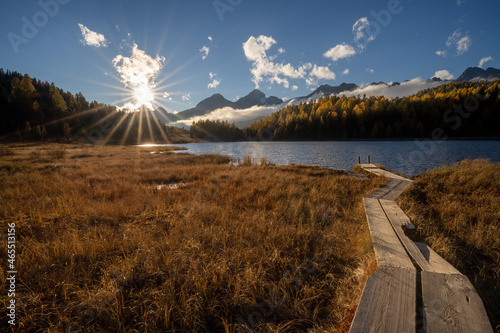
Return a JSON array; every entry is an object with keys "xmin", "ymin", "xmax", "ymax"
[
  {"xmin": 190, "ymin": 119, "xmax": 245, "ymax": 142},
  {"xmin": 2, "ymin": 69, "xmax": 498, "ymax": 144},
  {"xmin": 244, "ymin": 81, "xmax": 500, "ymax": 141}
]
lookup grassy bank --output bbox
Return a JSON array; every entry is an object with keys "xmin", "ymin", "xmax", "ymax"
[
  {"xmin": 0, "ymin": 143, "xmax": 386, "ymax": 332},
  {"xmin": 397, "ymin": 159, "xmax": 500, "ymax": 331}
]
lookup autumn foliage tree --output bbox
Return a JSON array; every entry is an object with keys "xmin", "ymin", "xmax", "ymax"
[{"xmin": 244, "ymin": 81, "xmax": 500, "ymax": 140}]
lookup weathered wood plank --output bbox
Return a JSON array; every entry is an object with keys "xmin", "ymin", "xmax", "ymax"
[
  {"xmin": 350, "ymin": 267, "xmax": 416, "ymax": 333},
  {"xmin": 414, "ymin": 242, "xmax": 461, "ymax": 275},
  {"xmin": 380, "ymin": 200, "xmax": 456, "ymax": 274},
  {"xmin": 357, "ymin": 164, "xmax": 493, "ymax": 333},
  {"xmin": 422, "ymin": 272, "xmax": 493, "ymax": 333},
  {"xmin": 366, "ymin": 179, "xmax": 402, "ymax": 199},
  {"xmin": 360, "ymin": 164, "xmax": 409, "ymax": 181},
  {"xmin": 363, "ymin": 197, "xmax": 414, "ymax": 269},
  {"xmin": 379, "ymin": 199, "xmax": 415, "ymax": 230},
  {"xmin": 379, "ymin": 180, "xmax": 413, "ymax": 200}
]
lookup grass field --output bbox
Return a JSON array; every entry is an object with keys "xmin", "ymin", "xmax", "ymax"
[
  {"xmin": 0, "ymin": 143, "xmax": 387, "ymax": 332},
  {"xmin": 397, "ymin": 159, "xmax": 500, "ymax": 332}
]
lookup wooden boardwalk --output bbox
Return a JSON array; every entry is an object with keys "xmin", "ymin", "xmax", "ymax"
[{"xmin": 349, "ymin": 164, "xmax": 493, "ymax": 333}]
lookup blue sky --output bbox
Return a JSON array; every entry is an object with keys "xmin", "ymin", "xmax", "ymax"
[{"xmin": 1, "ymin": 0, "xmax": 499, "ymax": 113}]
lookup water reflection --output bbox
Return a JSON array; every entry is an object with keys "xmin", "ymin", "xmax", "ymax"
[{"xmin": 144, "ymin": 140, "xmax": 500, "ymax": 176}]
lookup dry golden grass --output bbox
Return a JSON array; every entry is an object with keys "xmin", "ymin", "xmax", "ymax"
[
  {"xmin": 0, "ymin": 143, "xmax": 385, "ymax": 332},
  {"xmin": 397, "ymin": 159, "xmax": 500, "ymax": 331}
]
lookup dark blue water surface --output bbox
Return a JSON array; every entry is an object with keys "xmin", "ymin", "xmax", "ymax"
[{"xmin": 150, "ymin": 140, "xmax": 500, "ymax": 176}]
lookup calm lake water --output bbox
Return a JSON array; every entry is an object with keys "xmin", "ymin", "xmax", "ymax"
[{"xmin": 155, "ymin": 140, "xmax": 500, "ymax": 176}]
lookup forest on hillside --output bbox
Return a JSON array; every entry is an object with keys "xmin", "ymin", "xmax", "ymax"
[
  {"xmin": 1, "ymin": 69, "xmax": 499, "ymax": 144},
  {"xmin": 244, "ymin": 81, "xmax": 500, "ymax": 141},
  {"xmin": 0, "ymin": 69, "xmax": 188, "ymax": 144}
]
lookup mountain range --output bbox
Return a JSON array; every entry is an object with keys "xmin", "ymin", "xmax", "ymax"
[
  {"xmin": 158, "ymin": 66, "xmax": 500, "ymax": 124},
  {"xmin": 171, "ymin": 90, "xmax": 283, "ymax": 121},
  {"xmin": 455, "ymin": 67, "xmax": 500, "ymax": 82}
]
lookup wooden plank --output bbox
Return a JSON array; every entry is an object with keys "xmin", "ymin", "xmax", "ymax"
[
  {"xmin": 363, "ymin": 198, "xmax": 414, "ymax": 269},
  {"xmin": 379, "ymin": 199, "xmax": 436, "ymax": 273},
  {"xmin": 379, "ymin": 180, "xmax": 413, "ymax": 200},
  {"xmin": 366, "ymin": 180, "xmax": 402, "ymax": 199},
  {"xmin": 379, "ymin": 199, "xmax": 415, "ymax": 230},
  {"xmin": 380, "ymin": 200, "xmax": 449, "ymax": 274},
  {"xmin": 360, "ymin": 164, "xmax": 409, "ymax": 181},
  {"xmin": 357, "ymin": 164, "xmax": 492, "ymax": 333},
  {"xmin": 379, "ymin": 200, "xmax": 464, "ymax": 275},
  {"xmin": 414, "ymin": 242, "xmax": 461, "ymax": 275},
  {"xmin": 422, "ymin": 272, "xmax": 493, "ymax": 333},
  {"xmin": 350, "ymin": 267, "xmax": 416, "ymax": 333}
]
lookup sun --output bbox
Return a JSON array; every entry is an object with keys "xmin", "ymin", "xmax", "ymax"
[{"xmin": 133, "ymin": 84, "xmax": 155, "ymax": 110}]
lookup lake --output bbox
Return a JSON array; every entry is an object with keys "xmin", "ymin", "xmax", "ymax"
[{"xmin": 149, "ymin": 140, "xmax": 500, "ymax": 176}]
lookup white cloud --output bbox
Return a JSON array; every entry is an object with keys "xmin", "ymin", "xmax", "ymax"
[
  {"xmin": 208, "ymin": 72, "xmax": 221, "ymax": 89},
  {"xmin": 112, "ymin": 43, "xmax": 165, "ymax": 110},
  {"xmin": 445, "ymin": 29, "xmax": 471, "ymax": 55},
  {"xmin": 434, "ymin": 70, "xmax": 454, "ymax": 80},
  {"xmin": 306, "ymin": 65, "xmax": 336, "ymax": 86},
  {"xmin": 182, "ymin": 93, "xmax": 191, "ymax": 101},
  {"xmin": 242, "ymin": 35, "xmax": 312, "ymax": 89},
  {"xmin": 366, "ymin": 68, "xmax": 375, "ymax": 74},
  {"xmin": 208, "ymin": 80, "xmax": 221, "ymax": 89},
  {"xmin": 338, "ymin": 78, "xmax": 447, "ymax": 99},
  {"xmin": 446, "ymin": 30, "xmax": 461, "ymax": 47},
  {"xmin": 243, "ymin": 35, "xmax": 276, "ymax": 61},
  {"xmin": 175, "ymin": 104, "xmax": 283, "ymax": 127},
  {"xmin": 78, "ymin": 23, "xmax": 109, "ymax": 47},
  {"xmin": 208, "ymin": 36, "xmax": 213, "ymax": 41},
  {"xmin": 173, "ymin": 78, "xmax": 451, "ymax": 127},
  {"xmin": 305, "ymin": 77, "xmax": 317, "ymax": 87},
  {"xmin": 200, "ymin": 45, "xmax": 210, "ymax": 60},
  {"xmin": 352, "ymin": 17, "xmax": 377, "ymax": 49},
  {"xmin": 436, "ymin": 50, "xmax": 447, "ymax": 57},
  {"xmin": 309, "ymin": 65, "xmax": 336, "ymax": 80},
  {"xmin": 292, "ymin": 85, "xmax": 298, "ymax": 91},
  {"xmin": 342, "ymin": 69, "xmax": 350, "ymax": 75},
  {"xmin": 456, "ymin": 36, "xmax": 471, "ymax": 55},
  {"xmin": 323, "ymin": 43, "xmax": 356, "ymax": 61},
  {"xmin": 479, "ymin": 56, "xmax": 493, "ymax": 68},
  {"xmin": 352, "ymin": 17, "xmax": 371, "ymax": 42},
  {"xmin": 163, "ymin": 92, "xmax": 172, "ymax": 101},
  {"xmin": 457, "ymin": 0, "xmax": 465, "ymax": 5}
]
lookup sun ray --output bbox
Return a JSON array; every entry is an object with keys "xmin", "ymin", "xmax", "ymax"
[
  {"xmin": 148, "ymin": 108, "xmax": 170, "ymax": 143},
  {"xmin": 137, "ymin": 108, "xmax": 144, "ymax": 144},
  {"xmin": 120, "ymin": 112, "xmax": 137, "ymax": 145},
  {"xmin": 100, "ymin": 111, "xmax": 132, "ymax": 146},
  {"xmin": 142, "ymin": 107, "xmax": 156, "ymax": 143}
]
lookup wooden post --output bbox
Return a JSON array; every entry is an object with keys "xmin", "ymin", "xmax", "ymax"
[
  {"xmin": 367, "ymin": 155, "xmax": 371, "ymax": 163},
  {"xmin": 358, "ymin": 156, "xmax": 361, "ymax": 164}
]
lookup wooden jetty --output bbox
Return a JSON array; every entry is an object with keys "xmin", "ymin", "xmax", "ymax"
[{"xmin": 349, "ymin": 163, "xmax": 493, "ymax": 333}]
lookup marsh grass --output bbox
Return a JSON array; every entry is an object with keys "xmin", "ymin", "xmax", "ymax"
[
  {"xmin": 0, "ymin": 145, "xmax": 14, "ymax": 157},
  {"xmin": 47, "ymin": 147, "xmax": 66, "ymax": 159},
  {"xmin": 397, "ymin": 159, "xmax": 500, "ymax": 330},
  {"xmin": 0, "ymin": 143, "xmax": 385, "ymax": 332}
]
